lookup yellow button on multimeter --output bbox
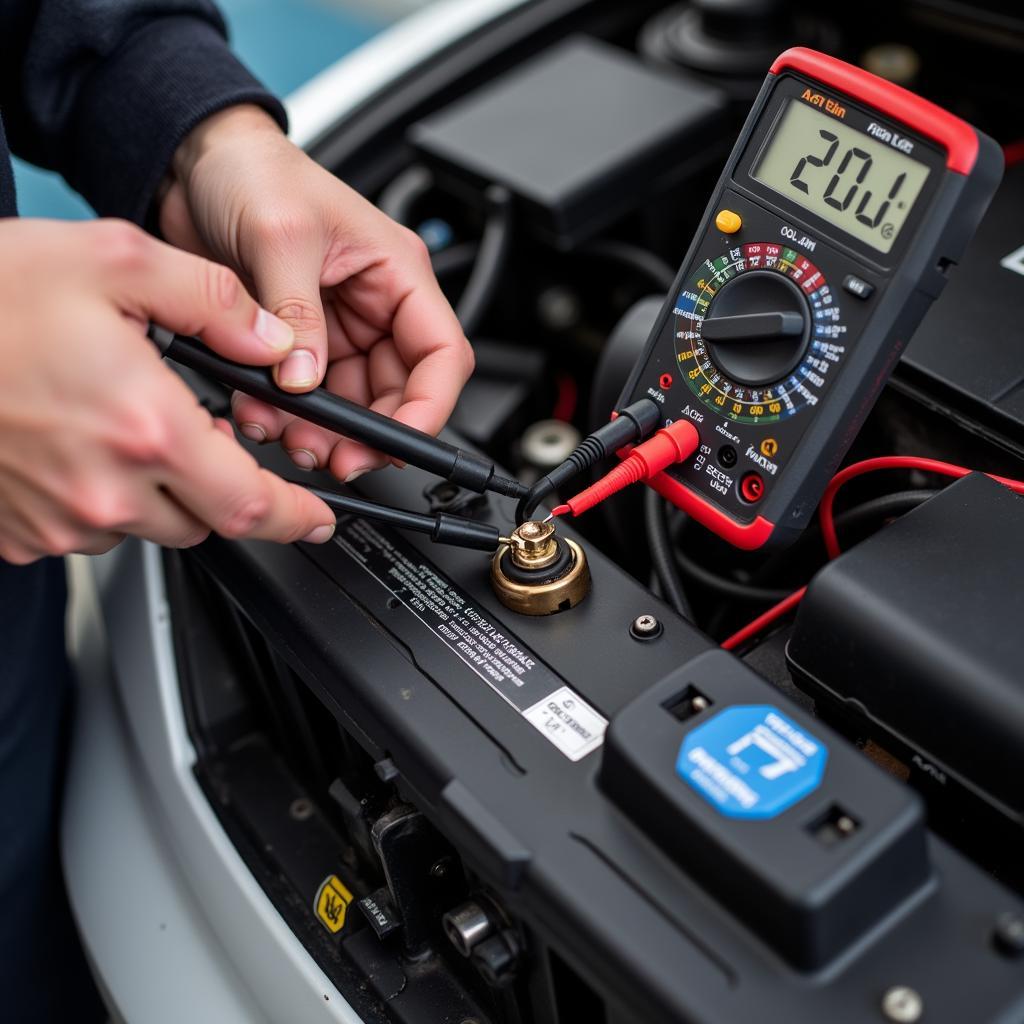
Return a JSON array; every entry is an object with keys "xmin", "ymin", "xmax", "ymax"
[{"xmin": 715, "ymin": 209, "xmax": 742, "ymax": 234}]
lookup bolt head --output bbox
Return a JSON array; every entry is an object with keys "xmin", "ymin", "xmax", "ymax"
[
  {"xmin": 881, "ymin": 986, "xmax": 923, "ymax": 1022},
  {"xmin": 631, "ymin": 613, "xmax": 662, "ymax": 639},
  {"xmin": 994, "ymin": 911, "xmax": 1024, "ymax": 957},
  {"xmin": 289, "ymin": 797, "xmax": 314, "ymax": 821},
  {"xmin": 509, "ymin": 520, "xmax": 559, "ymax": 568}
]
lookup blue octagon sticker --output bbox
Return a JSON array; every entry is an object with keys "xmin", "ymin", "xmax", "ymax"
[{"xmin": 676, "ymin": 705, "xmax": 828, "ymax": 820}]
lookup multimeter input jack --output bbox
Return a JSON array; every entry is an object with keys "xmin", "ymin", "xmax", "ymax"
[
  {"xmin": 739, "ymin": 471, "xmax": 765, "ymax": 504},
  {"xmin": 491, "ymin": 520, "xmax": 590, "ymax": 615}
]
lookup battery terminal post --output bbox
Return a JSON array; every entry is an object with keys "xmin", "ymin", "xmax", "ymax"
[{"xmin": 490, "ymin": 519, "xmax": 590, "ymax": 615}]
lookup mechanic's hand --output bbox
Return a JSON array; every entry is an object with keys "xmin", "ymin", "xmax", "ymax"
[
  {"xmin": 0, "ymin": 218, "xmax": 337, "ymax": 565},
  {"xmin": 159, "ymin": 105, "xmax": 474, "ymax": 482}
]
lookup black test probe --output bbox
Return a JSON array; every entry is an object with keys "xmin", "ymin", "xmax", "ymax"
[{"xmin": 149, "ymin": 326, "xmax": 523, "ymax": 552}]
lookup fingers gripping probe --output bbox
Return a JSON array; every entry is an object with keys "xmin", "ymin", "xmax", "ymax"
[
  {"xmin": 148, "ymin": 325, "xmax": 519, "ymax": 552},
  {"xmin": 148, "ymin": 325, "xmax": 527, "ymax": 499}
]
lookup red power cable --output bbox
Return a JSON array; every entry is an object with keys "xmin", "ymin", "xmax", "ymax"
[
  {"xmin": 552, "ymin": 373, "xmax": 578, "ymax": 422},
  {"xmin": 1004, "ymin": 140, "xmax": 1024, "ymax": 168},
  {"xmin": 721, "ymin": 587, "xmax": 808, "ymax": 651},
  {"xmin": 720, "ymin": 456, "xmax": 1024, "ymax": 651},
  {"xmin": 818, "ymin": 456, "xmax": 1024, "ymax": 559}
]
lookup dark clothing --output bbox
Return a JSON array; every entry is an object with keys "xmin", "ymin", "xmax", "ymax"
[
  {"xmin": 0, "ymin": 3, "xmax": 284, "ymax": 1019},
  {"xmin": 0, "ymin": 0, "xmax": 286, "ymax": 221},
  {"xmin": 0, "ymin": 560, "xmax": 102, "ymax": 1022}
]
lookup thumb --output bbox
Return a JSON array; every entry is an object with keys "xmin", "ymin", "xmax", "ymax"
[
  {"xmin": 250, "ymin": 240, "xmax": 329, "ymax": 393},
  {"xmin": 103, "ymin": 222, "xmax": 295, "ymax": 365}
]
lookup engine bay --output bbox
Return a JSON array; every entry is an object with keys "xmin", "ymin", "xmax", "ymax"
[{"xmin": 165, "ymin": 2, "xmax": 1024, "ymax": 1021}]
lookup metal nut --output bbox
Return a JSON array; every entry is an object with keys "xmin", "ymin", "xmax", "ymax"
[
  {"xmin": 443, "ymin": 902, "xmax": 493, "ymax": 958},
  {"xmin": 521, "ymin": 419, "xmax": 582, "ymax": 471},
  {"xmin": 508, "ymin": 520, "xmax": 560, "ymax": 569}
]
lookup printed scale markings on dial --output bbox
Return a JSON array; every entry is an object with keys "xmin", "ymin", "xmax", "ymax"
[{"xmin": 673, "ymin": 243, "xmax": 846, "ymax": 425}]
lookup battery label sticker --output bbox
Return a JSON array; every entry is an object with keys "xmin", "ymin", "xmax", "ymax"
[
  {"xmin": 522, "ymin": 686, "xmax": 606, "ymax": 761},
  {"xmin": 676, "ymin": 705, "xmax": 827, "ymax": 819},
  {"xmin": 334, "ymin": 517, "xmax": 606, "ymax": 761}
]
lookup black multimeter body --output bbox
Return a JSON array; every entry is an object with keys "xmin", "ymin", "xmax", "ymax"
[{"xmin": 618, "ymin": 47, "xmax": 1002, "ymax": 550}]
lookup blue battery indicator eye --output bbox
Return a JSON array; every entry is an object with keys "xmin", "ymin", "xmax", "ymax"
[{"xmin": 676, "ymin": 705, "xmax": 828, "ymax": 820}]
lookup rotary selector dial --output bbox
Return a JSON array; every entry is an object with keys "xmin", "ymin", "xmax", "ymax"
[{"xmin": 673, "ymin": 243, "xmax": 847, "ymax": 425}]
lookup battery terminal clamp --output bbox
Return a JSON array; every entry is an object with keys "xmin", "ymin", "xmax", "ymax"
[{"xmin": 491, "ymin": 519, "xmax": 590, "ymax": 616}]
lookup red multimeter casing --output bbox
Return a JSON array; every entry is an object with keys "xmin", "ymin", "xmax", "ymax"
[{"xmin": 618, "ymin": 48, "xmax": 1003, "ymax": 549}]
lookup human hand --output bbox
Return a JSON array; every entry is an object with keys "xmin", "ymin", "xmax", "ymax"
[
  {"xmin": 0, "ymin": 218, "xmax": 336, "ymax": 565},
  {"xmin": 159, "ymin": 105, "xmax": 473, "ymax": 482}
]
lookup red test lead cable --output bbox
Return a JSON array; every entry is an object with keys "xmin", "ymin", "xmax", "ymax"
[{"xmin": 551, "ymin": 420, "xmax": 700, "ymax": 519}]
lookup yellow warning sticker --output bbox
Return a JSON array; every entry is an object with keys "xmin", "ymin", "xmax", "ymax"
[{"xmin": 314, "ymin": 874, "xmax": 354, "ymax": 934}]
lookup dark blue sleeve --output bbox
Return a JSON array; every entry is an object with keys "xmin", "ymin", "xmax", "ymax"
[{"xmin": 0, "ymin": 1, "xmax": 286, "ymax": 223}]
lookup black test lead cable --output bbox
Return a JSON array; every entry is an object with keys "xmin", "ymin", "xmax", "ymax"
[
  {"xmin": 148, "ymin": 325, "xmax": 528, "ymax": 500},
  {"xmin": 307, "ymin": 488, "xmax": 509, "ymax": 551},
  {"xmin": 515, "ymin": 397, "xmax": 661, "ymax": 523}
]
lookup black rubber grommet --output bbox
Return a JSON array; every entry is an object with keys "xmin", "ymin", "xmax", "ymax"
[{"xmin": 499, "ymin": 537, "xmax": 574, "ymax": 585}]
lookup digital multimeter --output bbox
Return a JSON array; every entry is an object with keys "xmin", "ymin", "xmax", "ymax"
[{"xmin": 618, "ymin": 47, "xmax": 1002, "ymax": 550}]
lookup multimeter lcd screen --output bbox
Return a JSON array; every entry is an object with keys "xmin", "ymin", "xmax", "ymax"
[{"xmin": 753, "ymin": 99, "xmax": 931, "ymax": 254}]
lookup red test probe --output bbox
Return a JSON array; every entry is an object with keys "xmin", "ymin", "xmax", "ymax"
[{"xmin": 551, "ymin": 420, "xmax": 700, "ymax": 519}]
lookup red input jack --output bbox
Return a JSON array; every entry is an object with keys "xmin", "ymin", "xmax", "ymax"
[
  {"xmin": 739, "ymin": 471, "xmax": 764, "ymax": 503},
  {"xmin": 553, "ymin": 420, "xmax": 700, "ymax": 518}
]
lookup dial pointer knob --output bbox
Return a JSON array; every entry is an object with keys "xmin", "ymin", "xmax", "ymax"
[
  {"xmin": 702, "ymin": 270, "xmax": 811, "ymax": 387},
  {"xmin": 701, "ymin": 310, "xmax": 805, "ymax": 343}
]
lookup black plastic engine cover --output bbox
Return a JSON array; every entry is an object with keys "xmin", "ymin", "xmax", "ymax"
[{"xmin": 789, "ymin": 473, "xmax": 1024, "ymax": 830}]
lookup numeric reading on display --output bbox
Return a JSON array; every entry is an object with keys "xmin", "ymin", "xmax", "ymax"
[{"xmin": 753, "ymin": 99, "xmax": 930, "ymax": 253}]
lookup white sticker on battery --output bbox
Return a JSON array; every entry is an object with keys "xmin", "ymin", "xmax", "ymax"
[{"xmin": 522, "ymin": 686, "xmax": 607, "ymax": 762}]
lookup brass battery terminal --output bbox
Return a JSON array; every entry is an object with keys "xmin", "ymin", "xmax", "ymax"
[{"xmin": 490, "ymin": 520, "xmax": 590, "ymax": 615}]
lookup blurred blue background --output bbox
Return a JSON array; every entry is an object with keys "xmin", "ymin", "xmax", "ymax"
[{"xmin": 13, "ymin": 0, "xmax": 410, "ymax": 218}]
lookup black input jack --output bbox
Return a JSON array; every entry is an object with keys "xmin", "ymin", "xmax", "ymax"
[{"xmin": 717, "ymin": 444, "xmax": 737, "ymax": 469}]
